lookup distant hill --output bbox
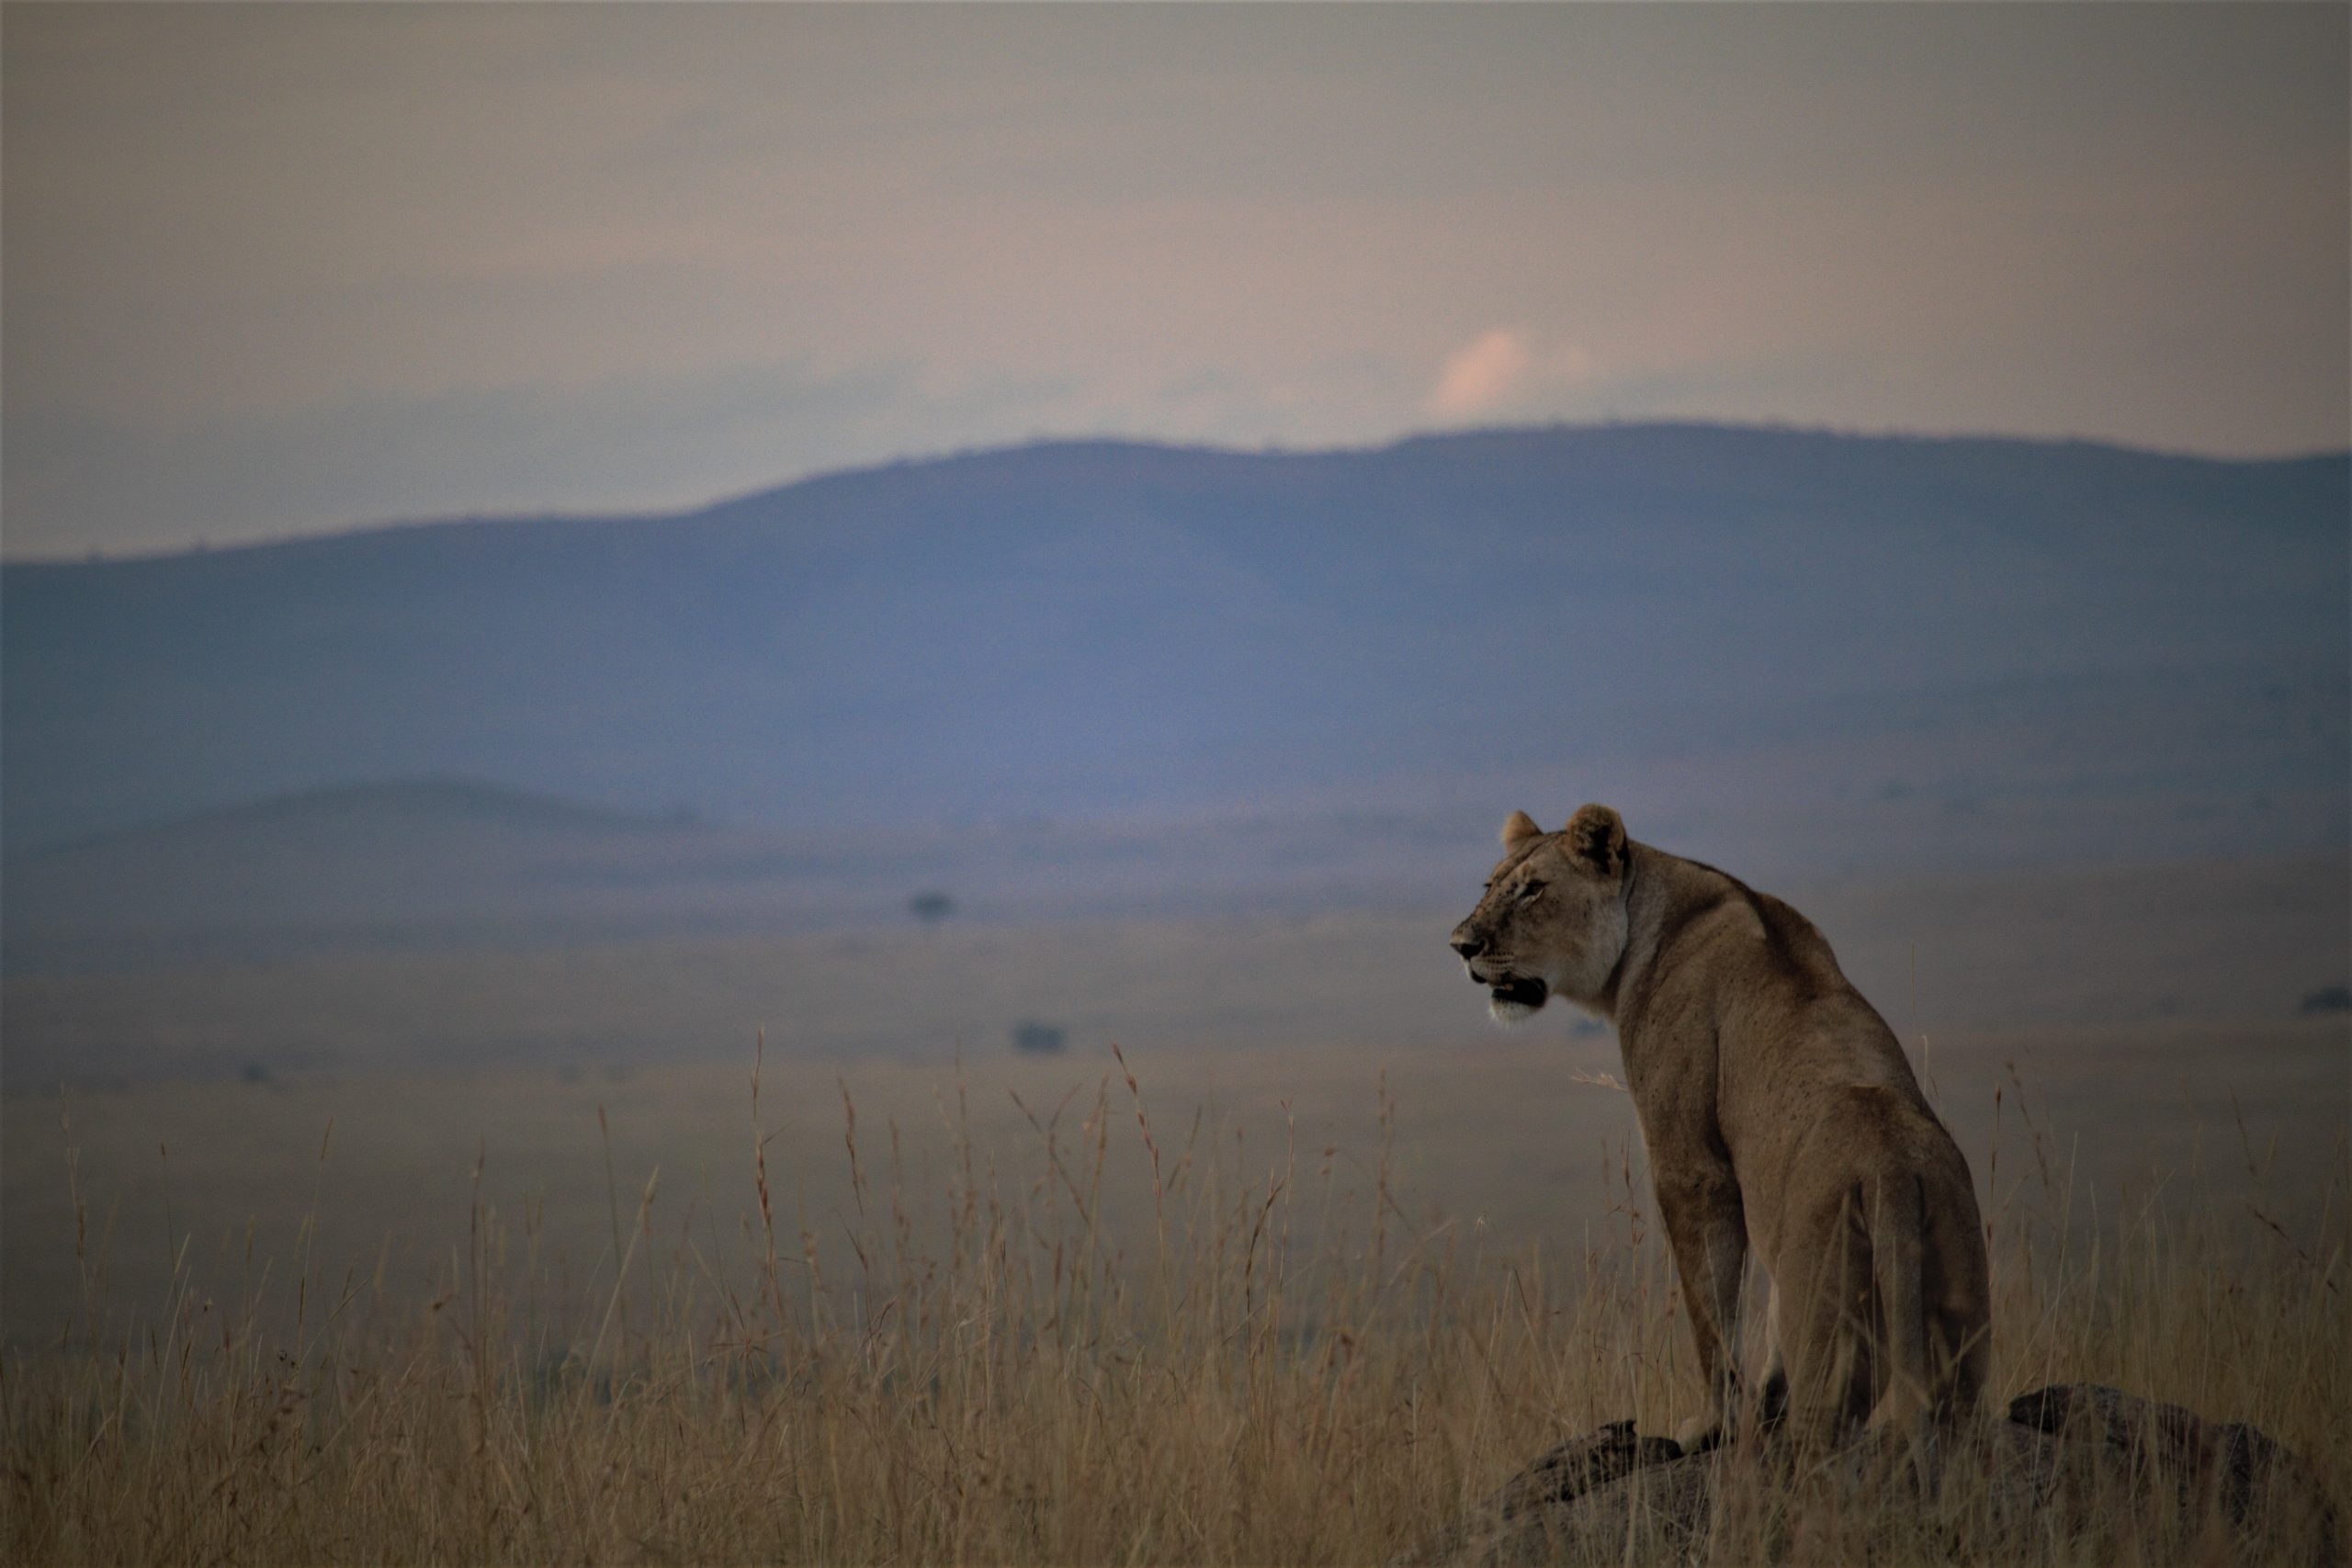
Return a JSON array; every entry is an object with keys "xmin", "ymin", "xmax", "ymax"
[
  {"xmin": 4, "ymin": 423, "xmax": 2346, "ymax": 964},
  {"xmin": 2, "ymin": 780, "xmax": 740, "ymax": 969},
  {"xmin": 40, "ymin": 776, "xmax": 684, "ymax": 850},
  {"xmin": 0, "ymin": 771, "xmax": 1622, "ymax": 971}
]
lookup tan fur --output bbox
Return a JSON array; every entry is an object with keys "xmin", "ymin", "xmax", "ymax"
[{"xmin": 1450, "ymin": 805, "xmax": 1991, "ymax": 1452}]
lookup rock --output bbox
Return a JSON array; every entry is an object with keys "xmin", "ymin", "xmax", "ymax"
[
  {"xmin": 1394, "ymin": 1384, "xmax": 2340, "ymax": 1566},
  {"xmin": 2003, "ymin": 1383, "xmax": 2342, "ymax": 1564},
  {"xmin": 1391, "ymin": 1421, "xmax": 1692, "ymax": 1568}
]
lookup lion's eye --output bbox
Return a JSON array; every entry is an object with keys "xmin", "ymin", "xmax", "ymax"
[{"xmin": 1516, "ymin": 880, "xmax": 1546, "ymax": 902}]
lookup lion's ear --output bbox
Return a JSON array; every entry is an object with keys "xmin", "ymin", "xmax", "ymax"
[
  {"xmin": 1500, "ymin": 810, "xmax": 1544, "ymax": 849},
  {"xmin": 1564, "ymin": 804, "xmax": 1626, "ymax": 877}
]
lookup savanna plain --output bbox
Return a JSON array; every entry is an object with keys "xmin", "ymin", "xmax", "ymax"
[{"xmin": 4, "ymin": 858, "xmax": 2347, "ymax": 1564}]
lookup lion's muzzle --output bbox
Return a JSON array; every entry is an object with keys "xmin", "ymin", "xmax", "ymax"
[{"xmin": 1484, "ymin": 973, "xmax": 1548, "ymax": 1011}]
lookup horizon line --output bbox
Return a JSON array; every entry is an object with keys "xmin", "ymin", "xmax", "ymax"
[{"xmin": 6, "ymin": 415, "xmax": 2346, "ymax": 570}]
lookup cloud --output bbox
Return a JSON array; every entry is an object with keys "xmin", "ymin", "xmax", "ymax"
[
  {"xmin": 1426, "ymin": 331, "xmax": 1602, "ymax": 421},
  {"xmin": 1427, "ymin": 330, "xmax": 1534, "ymax": 418}
]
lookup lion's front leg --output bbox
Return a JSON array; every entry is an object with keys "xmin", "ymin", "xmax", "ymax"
[
  {"xmin": 1654, "ymin": 1168, "xmax": 1747, "ymax": 1452},
  {"xmin": 1754, "ymin": 1278, "xmax": 1788, "ymax": 1430}
]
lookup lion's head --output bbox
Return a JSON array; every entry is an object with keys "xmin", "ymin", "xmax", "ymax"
[{"xmin": 1448, "ymin": 804, "xmax": 1632, "ymax": 1022}]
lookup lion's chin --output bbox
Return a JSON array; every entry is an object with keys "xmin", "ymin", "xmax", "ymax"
[{"xmin": 1486, "ymin": 975, "xmax": 1549, "ymax": 1023}]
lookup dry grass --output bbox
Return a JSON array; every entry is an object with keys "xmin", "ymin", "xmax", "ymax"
[{"xmin": 5, "ymin": 1040, "xmax": 2346, "ymax": 1566}]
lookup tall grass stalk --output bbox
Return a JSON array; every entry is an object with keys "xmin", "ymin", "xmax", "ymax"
[{"xmin": 5, "ymin": 1051, "xmax": 2345, "ymax": 1565}]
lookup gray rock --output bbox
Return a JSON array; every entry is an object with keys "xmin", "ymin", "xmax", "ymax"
[
  {"xmin": 1395, "ymin": 1384, "xmax": 2340, "ymax": 1566},
  {"xmin": 2001, "ymin": 1383, "xmax": 2342, "ymax": 1564},
  {"xmin": 1392, "ymin": 1421, "xmax": 1694, "ymax": 1568}
]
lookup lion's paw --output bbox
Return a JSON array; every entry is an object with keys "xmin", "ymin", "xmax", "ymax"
[{"xmin": 1672, "ymin": 1414, "xmax": 1724, "ymax": 1455}]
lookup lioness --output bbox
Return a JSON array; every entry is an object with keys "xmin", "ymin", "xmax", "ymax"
[{"xmin": 1450, "ymin": 805, "xmax": 1989, "ymax": 1451}]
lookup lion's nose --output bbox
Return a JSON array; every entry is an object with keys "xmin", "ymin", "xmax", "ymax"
[{"xmin": 1451, "ymin": 931, "xmax": 1487, "ymax": 960}]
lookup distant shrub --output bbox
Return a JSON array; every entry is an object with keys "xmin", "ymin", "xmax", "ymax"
[
  {"xmin": 908, "ymin": 891, "xmax": 956, "ymax": 925},
  {"xmin": 1010, "ymin": 1021, "xmax": 1067, "ymax": 1055},
  {"xmin": 2298, "ymin": 984, "xmax": 2351, "ymax": 1015}
]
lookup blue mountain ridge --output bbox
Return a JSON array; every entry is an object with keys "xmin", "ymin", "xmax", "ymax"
[{"xmin": 4, "ymin": 423, "xmax": 2345, "ymax": 948}]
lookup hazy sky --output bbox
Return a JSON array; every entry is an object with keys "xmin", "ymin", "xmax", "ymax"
[{"xmin": 5, "ymin": 3, "xmax": 2346, "ymax": 558}]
